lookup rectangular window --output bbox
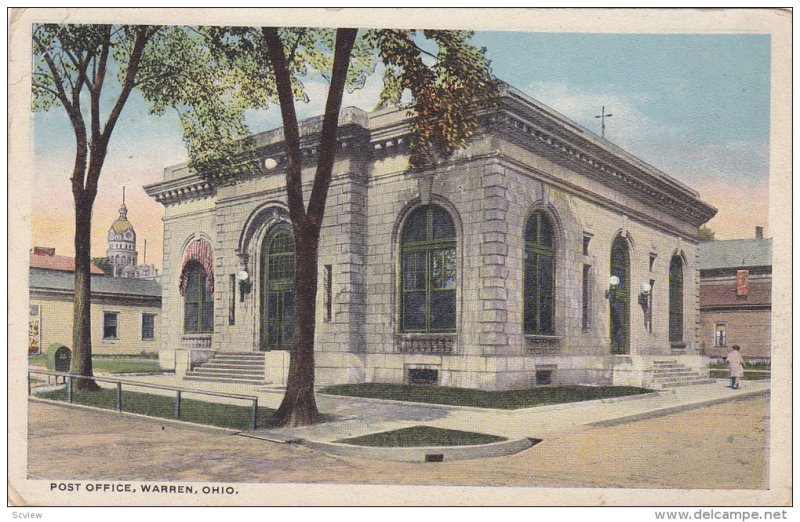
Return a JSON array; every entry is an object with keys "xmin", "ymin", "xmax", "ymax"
[
  {"xmin": 103, "ymin": 312, "xmax": 119, "ymax": 340},
  {"xmin": 229, "ymin": 274, "xmax": 236, "ymax": 326},
  {"xmin": 582, "ymin": 235, "xmax": 591, "ymax": 256},
  {"xmin": 582, "ymin": 264, "xmax": 591, "ymax": 330},
  {"xmin": 714, "ymin": 324, "xmax": 727, "ymax": 347},
  {"xmin": 323, "ymin": 265, "xmax": 332, "ymax": 322},
  {"xmin": 647, "ymin": 279, "xmax": 655, "ymax": 333},
  {"xmin": 29, "ymin": 304, "xmax": 41, "ymax": 354},
  {"xmin": 141, "ymin": 313, "xmax": 155, "ymax": 340}
]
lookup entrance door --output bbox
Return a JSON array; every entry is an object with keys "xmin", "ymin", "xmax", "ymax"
[
  {"xmin": 260, "ymin": 226, "xmax": 295, "ymax": 351},
  {"xmin": 609, "ymin": 236, "xmax": 630, "ymax": 354}
]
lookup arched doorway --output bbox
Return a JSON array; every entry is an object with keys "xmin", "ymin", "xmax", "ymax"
[
  {"xmin": 610, "ymin": 236, "xmax": 630, "ymax": 354},
  {"xmin": 260, "ymin": 225, "xmax": 295, "ymax": 351}
]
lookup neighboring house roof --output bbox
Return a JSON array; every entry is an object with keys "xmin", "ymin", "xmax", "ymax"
[
  {"xmin": 30, "ymin": 252, "xmax": 105, "ymax": 275},
  {"xmin": 698, "ymin": 239, "xmax": 772, "ymax": 271},
  {"xmin": 29, "ymin": 268, "xmax": 161, "ymax": 299}
]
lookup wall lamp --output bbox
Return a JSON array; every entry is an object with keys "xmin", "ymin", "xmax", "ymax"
[
  {"xmin": 638, "ymin": 282, "xmax": 652, "ymax": 306},
  {"xmin": 605, "ymin": 275, "xmax": 620, "ymax": 299},
  {"xmin": 237, "ymin": 270, "xmax": 252, "ymax": 301}
]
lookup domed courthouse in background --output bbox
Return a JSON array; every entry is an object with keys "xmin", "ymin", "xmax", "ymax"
[
  {"xmin": 145, "ymin": 83, "xmax": 717, "ymax": 391},
  {"xmin": 106, "ymin": 190, "xmax": 158, "ymax": 280}
]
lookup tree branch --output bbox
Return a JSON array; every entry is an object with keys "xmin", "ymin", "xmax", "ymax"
[
  {"xmin": 84, "ymin": 26, "xmax": 150, "ymax": 195},
  {"xmin": 307, "ymin": 28, "xmax": 358, "ymax": 226},
  {"xmin": 263, "ymin": 26, "xmax": 306, "ymax": 224},
  {"xmin": 99, "ymin": 26, "xmax": 149, "ymax": 144},
  {"xmin": 90, "ymin": 26, "xmax": 112, "ymax": 143},
  {"xmin": 34, "ymin": 35, "xmax": 73, "ymax": 114}
]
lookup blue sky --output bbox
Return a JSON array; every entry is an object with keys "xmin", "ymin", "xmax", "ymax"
[{"xmin": 33, "ymin": 30, "xmax": 772, "ymax": 268}]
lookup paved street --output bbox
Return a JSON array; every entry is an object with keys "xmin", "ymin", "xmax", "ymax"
[{"xmin": 28, "ymin": 393, "xmax": 768, "ymax": 489}]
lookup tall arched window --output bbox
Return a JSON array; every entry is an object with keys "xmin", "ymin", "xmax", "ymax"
[
  {"xmin": 524, "ymin": 211, "xmax": 555, "ymax": 335},
  {"xmin": 261, "ymin": 226, "xmax": 295, "ymax": 350},
  {"xmin": 183, "ymin": 262, "xmax": 214, "ymax": 333},
  {"xmin": 669, "ymin": 255, "xmax": 684, "ymax": 342},
  {"xmin": 610, "ymin": 236, "xmax": 630, "ymax": 354},
  {"xmin": 400, "ymin": 205, "xmax": 456, "ymax": 333}
]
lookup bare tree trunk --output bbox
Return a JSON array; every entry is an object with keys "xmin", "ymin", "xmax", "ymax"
[{"xmin": 71, "ymin": 192, "xmax": 99, "ymax": 391}]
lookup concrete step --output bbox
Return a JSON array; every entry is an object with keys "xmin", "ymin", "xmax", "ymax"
[
  {"xmin": 657, "ymin": 378, "xmax": 717, "ymax": 388},
  {"xmin": 202, "ymin": 362, "xmax": 265, "ymax": 370},
  {"xmin": 184, "ymin": 373, "xmax": 263, "ymax": 385},
  {"xmin": 653, "ymin": 368, "xmax": 699, "ymax": 376},
  {"xmin": 213, "ymin": 356, "xmax": 265, "ymax": 362},
  {"xmin": 190, "ymin": 368, "xmax": 264, "ymax": 376}
]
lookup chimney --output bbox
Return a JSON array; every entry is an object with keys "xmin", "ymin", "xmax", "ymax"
[
  {"xmin": 32, "ymin": 246, "xmax": 56, "ymax": 256},
  {"xmin": 755, "ymin": 226, "xmax": 764, "ymax": 239}
]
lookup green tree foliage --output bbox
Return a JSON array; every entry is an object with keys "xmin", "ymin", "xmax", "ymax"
[
  {"xmin": 31, "ymin": 24, "xmax": 211, "ymax": 389},
  {"xmin": 91, "ymin": 257, "xmax": 113, "ymax": 275},
  {"xmin": 698, "ymin": 226, "xmax": 716, "ymax": 241},
  {"xmin": 160, "ymin": 27, "xmax": 497, "ymax": 427}
]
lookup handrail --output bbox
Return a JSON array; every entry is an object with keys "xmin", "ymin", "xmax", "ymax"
[
  {"xmin": 28, "ymin": 368, "xmax": 260, "ymax": 430},
  {"xmin": 27, "ymin": 368, "xmax": 258, "ymax": 400}
]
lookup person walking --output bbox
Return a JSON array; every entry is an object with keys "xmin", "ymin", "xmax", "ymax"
[{"xmin": 726, "ymin": 345, "xmax": 745, "ymax": 389}]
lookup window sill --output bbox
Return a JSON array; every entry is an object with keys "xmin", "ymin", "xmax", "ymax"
[
  {"xmin": 396, "ymin": 333, "xmax": 456, "ymax": 354},
  {"xmin": 182, "ymin": 334, "xmax": 213, "ymax": 349},
  {"xmin": 525, "ymin": 334, "xmax": 561, "ymax": 354}
]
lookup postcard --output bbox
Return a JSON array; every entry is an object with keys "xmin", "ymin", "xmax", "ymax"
[{"xmin": 8, "ymin": 7, "xmax": 792, "ymax": 509}]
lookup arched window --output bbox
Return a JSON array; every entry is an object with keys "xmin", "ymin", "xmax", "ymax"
[
  {"xmin": 400, "ymin": 205, "xmax": 456, "ymax": 333},
  {"xmin": 610, "ymin": 236, "xmax": 630, "ymax": 354},
  {"xmin": 183, "ymin": 262, "xmax": 213, "ymax": 333},
  {"xmin": 261, "ymin": 226, "xmax": 295, "ymax": 350},
  {"xmin": 524, "ymin": 211, "xmax": 555, "ymax": 334},
  {"xmin": 669, "ymin": 255, "xmax": 684, "ymax": 342}
]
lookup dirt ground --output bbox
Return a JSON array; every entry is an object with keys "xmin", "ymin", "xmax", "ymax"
[{"xmin": 26, "ymin": 396, "xmax": 768, "ymax": 489}]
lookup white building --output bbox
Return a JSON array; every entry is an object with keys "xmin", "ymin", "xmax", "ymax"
[{"xmin": 145, "ymin": 84, "xmax": 717, "ymax": 390}]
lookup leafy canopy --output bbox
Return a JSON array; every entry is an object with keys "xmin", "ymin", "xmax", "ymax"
[{"xmin": 155, "ymin": 27, "xmax": 497, "ymax": 181}]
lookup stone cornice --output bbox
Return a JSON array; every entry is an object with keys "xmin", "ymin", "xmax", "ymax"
[
  {"xmin": 145, "ymin": 85, "xmax": 717, "ymax": 229},
  {"xmin": 144, "ymin": 175, "xmax": 216, "ymax": 205},
  {"xmin": 490, "ymin": 87, "xmax": 717, "ymax": 227}
]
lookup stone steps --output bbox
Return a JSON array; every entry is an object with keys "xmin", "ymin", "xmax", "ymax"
[
  {"xmin": 651, "ymin": 359, "xmax": 712, "ymax": 389},
  {"xmin": 184, "ymin": 352, "xmax": 265, "ymax": 385},
  {"xmin": 184, "ymin": 374, "xmax": 264, "ymax": 385}
]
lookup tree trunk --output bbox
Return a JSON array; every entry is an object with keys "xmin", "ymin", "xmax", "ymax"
[
  {"xmin": 272, "ymin": 225, "xmax": 320, "ymax": 426},
  {"xmin": 71, "ymin": 192, "xmax": 100, "ymax": 391},
  {"xmin": 264, "ymin": 27, "xmax": 357, "ymax": 427}
]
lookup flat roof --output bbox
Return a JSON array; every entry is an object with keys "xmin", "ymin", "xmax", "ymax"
[{"xmin": 29, "ymin": 268, "xmax": 162, "ymax": 298}]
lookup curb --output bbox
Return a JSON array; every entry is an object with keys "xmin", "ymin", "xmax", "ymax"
[
  {"xmin": 300, "ymin": 436, "xmax": 539, "ymax": 463},
  {"xmin": 587, "ymin": 387, "xmax": 770, "ymax": 428}
]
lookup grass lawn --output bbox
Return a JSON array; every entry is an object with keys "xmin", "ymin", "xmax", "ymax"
[
  {"xmin": 34, "ymin": 387, "xmax": 273, "ymax": 431},
  {"xmin": 320, "ymin": 383, "xmax": 652, "ymax": 409},
  {"xmin": 709, "ymin": 370, "xmax": 770, "ymax": 381},
  {"xmin": 336, "ymin": 425, "xmax": 507, "ymax": 447},
  {"xmin": 28, "ymin": 355, "xmax": 162, "ymax": 373}
]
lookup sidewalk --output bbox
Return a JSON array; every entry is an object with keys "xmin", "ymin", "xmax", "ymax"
[{"xmin": 93, "ymin": 371, "xmax": 769, "ymax": 443}]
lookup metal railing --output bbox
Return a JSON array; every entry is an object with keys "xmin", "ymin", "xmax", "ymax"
[{"xmin": 28, "ymin": 368, "xmax": 260, "ymax": 430}]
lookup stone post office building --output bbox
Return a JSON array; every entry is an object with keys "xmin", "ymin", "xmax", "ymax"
[{"xmin": 145, "ymin": 84, "xmax": 717, "ymax": 390}]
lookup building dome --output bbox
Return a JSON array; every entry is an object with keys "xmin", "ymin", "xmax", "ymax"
[
  {"xmin": 111, "ymin": 202, "xmax": 134, "ymax": 234},
  {"xmin": 106, "ymin": 191, "xmax": 138, "ymax": 276}
]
